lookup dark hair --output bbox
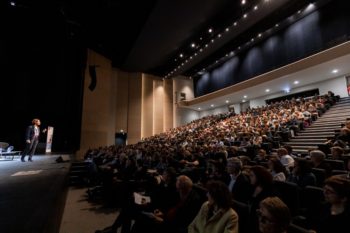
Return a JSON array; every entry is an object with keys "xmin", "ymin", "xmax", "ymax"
[
  {"xmin": 260, "ymin": 197, "xmax": 291, "ymax": 231},
  {"xmin": 324, "ymin": 176, "xmax": 350, "ymax": 200},
  {"xmin": 294, "ymin": 158, "xmax": 312, "ymax": 175},
  {"xmin": 269, "ymin": 157, "xmax": 287, "ymax": 175},
  {"xmin": 250, "ymin": 166, "xmax": 273, "ymax": 187},
  {"xmin": 206, "ymin": 180, "xmax": 232, "ymax": 210}
]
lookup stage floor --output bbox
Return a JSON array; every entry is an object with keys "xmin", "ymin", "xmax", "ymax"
[{"xmin": 0, "ymin": 154, "xmax": 71, "ymax": 233}]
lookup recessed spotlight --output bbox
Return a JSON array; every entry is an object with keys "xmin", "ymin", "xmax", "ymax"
[
  {"xmin": 242, "ymin": 99, "xmax": 246, "ymax": 102},
  {"xmin": 211, "ymin": 39, "xmax": 215, "ymax": 43},
  {"xmin": 241, "ymin": 0, "xmax": 246, "ymax": 5},
  {"xmin": 275, "ymin": 23, "xmax": 279, "ymax": 27},
  {"xmin": 10, "ymin": 1, "xmax": 16, "ymax": 6},
  {"xmin": 205, "ymin": 44, "xmax": 208, "ymax": 47},
  {"xmin": 233, "ymin": 22, "xmax": 237, "ymax": 26},
  {"xmin": 258, "ymin": 33, "xmax": 262, "ymax": 37},
  {"xmin": 191, "ymin": 43, "xmax": 195, "ymax": 48},
  {"xmin": 244, "ymin": 95, "xmax": 247, "ymax": 98},
  {"xmin": 298, "ymin": 10, "xmax": 301, "ymax": 14},
  {"xmin": 225, "ymin": 28, "xmax": 229, "ymax": 32},
  {"xmin": 265, "ymin": 89, "xmax": 270, "ymax": 92},
  {"xmin": 225, "ymin": 100, "xmax": 229, "ymax": 103},
  {"xmin": 179, "ymin": 54, "xmax": 183, "ymax": 58},
  {"xmin": 218, "ymin": 34, "xmax": 222, "ymax": 38},
  {"xmin": 208, "ymin": 28, "xmax": 213, "ymax": 33},
  {"xmin": 243, "ymin": 14, "xmax": 247, "ymax": 18},
  {"xmin": 210, "ymin": 104, "xmax": 214, "ymax": 107},
  {"xmin": 294, "ymin": 81, "xmax": 299, "ymax": 84},
  {"xmin": 254, "ymin": 5, "xmax": 258, "ymax": 10},
  {"xmin": 198, "ymin": 107, "xmax": 201, "ymax": 110},
  {"xmin": 332, "ymin": 69, "xmax": 339, "ymax": 73}
]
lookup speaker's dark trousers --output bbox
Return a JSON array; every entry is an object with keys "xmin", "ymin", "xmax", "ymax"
[{"xmin": 21, "ymin": 137, "xmax": 39, "ymax": 160}]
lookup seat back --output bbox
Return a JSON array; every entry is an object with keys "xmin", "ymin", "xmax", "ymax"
[
  {"xmin": 311, "ymin": 168, "xmax": 326, "ymax": 187},
  {"xmin": 324, "ymin": 159, "xmax": 345, "ymax": 170},
  {"xmin": 273, "ymin": 181, "xmax": 300, "ymax": 216},
  {"xmin": 232, "ymin": 200, "xmax": 250, "ymax": 233}
]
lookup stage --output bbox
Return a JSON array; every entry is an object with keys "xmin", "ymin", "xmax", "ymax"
[{"xmin": 0, "ymin": 154, "xmax": 71, "ymax": 233}]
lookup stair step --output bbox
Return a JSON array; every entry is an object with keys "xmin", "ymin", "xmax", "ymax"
[
  {"xmin": 290, "ymin": 139, "xmax": 326, "ymax": 142},
  {"xmin": 295, "ymin": 135, "xmax": 333, "ymax": 139},
  {"xmin": 285, "ymin": 142, "xmax": 325, "ymax": 146}
]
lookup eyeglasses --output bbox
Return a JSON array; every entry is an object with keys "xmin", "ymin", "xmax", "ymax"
[{"xmin": 256, "ymin": 209, "xmax": 275, "ymax": 225}]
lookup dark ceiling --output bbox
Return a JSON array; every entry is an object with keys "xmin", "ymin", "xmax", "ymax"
[{"xmin": 4, "ymin": 0, "xmax": 313, "ymax": 77}]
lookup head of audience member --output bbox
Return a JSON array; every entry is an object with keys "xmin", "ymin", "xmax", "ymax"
[
  {"xmin": 176, "ymin": 175, "xmax": 193, "ymax": 199},
  {"xmin": 283, "ymin": 145, "xmax": 293, "ymax": 156},
  {"xmin": 323, "ymin": 176, "xmax": 350, "ymax": 209},
  {"xmin": 293, "ymin": 158, "xmax": 313, "ymax": 176},
  {"xmin": 249, "ymin": 166, "xmax": 273, "ymax": 189},
  {"xmin": 227, "ymin": 157, "xmax": 243, "ymax": 177},
  {"xmin": 257, "ymin": 149, "xmax": 267, "ymax": 160},
  {"xmin": 163, "ymin": 167, "xmax": 178, "ymax": 186},
  {"xmin": 268, "ymin": 157, "xmax": 287, "ymax": 176},
  {"xmin": 277, "ymin": 148, "xmax": 288, "ymax": 158},
  {"xmin": 258, "ymin": 197, "xmax": 291, "ymax": 233},
  {"xmin": 206, "ymin": 180, "xmax": 232, "ymax": 211},
  {"xmin": 310, "ymin": 150, "xmax": 326, "ymax": 167},
  {"xmin": 331, "ymin": 146, "xmax": 344, "ymax": 160}
]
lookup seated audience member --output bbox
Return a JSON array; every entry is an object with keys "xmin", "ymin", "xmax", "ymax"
[
  {"xmin": 288, "ymin": 158, "xmax": 316, "ymax": 188},
  {"xmin": 257, "ymin": 197, "xmax": 291, "ymax": 233},
  {"xmin": 188, "ymin": 180, "xmax": 238, "ymax": 233},
  {"xmin": 131, "ymin": 175, "xmax": 204, "ymax": 233},
  {"xmin": 277, "ymin": 148, "xmax": 294, "ymax": 170},
  {"xmin": 253, "ymin": 149, "xmax": 269, "ymax": 164},
  {"xmin": 267, "ymin": 157, "xmax": 288, "ymax": 182},
  {"xmin": 95, "ymin": 167, "xmax": 179, "ymax": 233},
  {"xmin": 226, "ymin": 157, "xmax": 253, "ymax": 203},
  {"xmin": 330, "ymin": 146, "xmax": 344, "ymax": 160},
  {"xmin": 310, "ymin": 150, "xmax": 332, "ymax": 177},
  {"xmin": 311, "ymin": 176, "xmax": 350, "ymax": 233},
  {"xmin": 248, "ymin": 166, "xmax": 274, "ymax": 233}
]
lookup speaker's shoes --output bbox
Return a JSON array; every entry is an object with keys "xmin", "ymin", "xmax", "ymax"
[{"xmin": 28, "ymin": 159, "xmax": 33, "ymax": 162}]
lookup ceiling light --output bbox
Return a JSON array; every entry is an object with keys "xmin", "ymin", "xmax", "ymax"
[
  {"xmin": 198, "ymin": 107, "xmax": 201, "ymax": 110},
  {"xmin": 10, "ymin": 1, "xmax": 16, "ymax": 6},
  {"xmin": 254, "ymin": 5, "xmax": 258, "ymax": 10},
  {"xmin": 205, "ymin": 44, "xmax": 208, "ymax": 47},
  {"xmin": 210, "ymin": 104, "xmax": 214, "ymax": 107},
  {"xmin": 243, "ymin": 14, "xmax": 247, "ymax": 18},
  {"xmin": 244, "ymin": 95, "xmax": 247, "ymax": 98},
  {"xmin": 225, "ymin": 28, "xmax": 229, "ymax": 32},
  {"xmin": 332, "ymin": 69, "xmax": 339, "ymax": 73},
  {"xmin": 208, "ymin": 28, "xmax": 213, "ymax": 33},
  {"xmin": 275, "ymin": 23, "xmax": 279, "ymax": 27},
  {"xmin": 233, "ymin": 22, "xmax": 237, "ymax": 26},
  {"xmin": 258, "ymin": 33, "xmax": 262, "ymax": 37},
  {"xmin": 218, "ymin": 34, "xmax": 222, "ymax": 38},
  {"xmin": 242, "ymin": 99, "xmax": 246, "ymax": 102},
  {"xmin": 211, "ymin": 39, "xmax": 215, "ymax": 43},
  {"xmin": 226, "ymin": 100, "xmax": 229, "ymax": 103},
  {"xmin": 294, "ymin": 80, "xmax": 299, "ymax": 84},
  {"xmin": 179, "ymin": 54, "xmax": 183, "ymax": 58},
  {"xmin": 191, "ymin": 43, "xmax": 195, "ymax": 48},
  {"xmin": 241, "ymin": 0, "xmax": 246, "ymax": 5},
  {"xmin": 265, "ymin": 89, "xmax": 270, "ymax": 92}
]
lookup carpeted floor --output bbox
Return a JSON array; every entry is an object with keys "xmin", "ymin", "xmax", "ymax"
[{"xmin": 59, "ymin": 187, "xmax": 118, "ymax": 233}]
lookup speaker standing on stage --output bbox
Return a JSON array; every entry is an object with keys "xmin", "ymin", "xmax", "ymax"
[{"xmin": 21, "ymin": 118, "xmax": 46, "ymax": 162}]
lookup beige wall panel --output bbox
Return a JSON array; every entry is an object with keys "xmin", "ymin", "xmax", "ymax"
[
  {"xmin": 153, "ymin": 79, "xmax": 164, "ymax": 135},
  {"xmin": 79, "ymin": 49, "xmax": 115, "ymax": 158},
  {"xmin": 163, "ymin": 79, "xmax": 174, "ymax": 130},
  {"xmin": 127, "ymin": 73, "xmax": 142, "ymax": 144},
  {"xmin": 141, "ymin": 74, "xmax": 154, "ymax": 138},
  {"xmin": 114, "ymin": 69, "xmax": 129, "ymax": 132}
]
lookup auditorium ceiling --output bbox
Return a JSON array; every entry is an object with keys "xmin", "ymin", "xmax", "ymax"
[{"xmin": 5, "ymin": 0, "xmax": 315, "ymax": 77}]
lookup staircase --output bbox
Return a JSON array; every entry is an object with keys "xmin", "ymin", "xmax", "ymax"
[
  {"xmin": 69, "ymin": 161, "xmax": 90, "ymax": 186},
  {"xmin": 285, "ymin": 97, "xmax": 350, "ymax": 154}
]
